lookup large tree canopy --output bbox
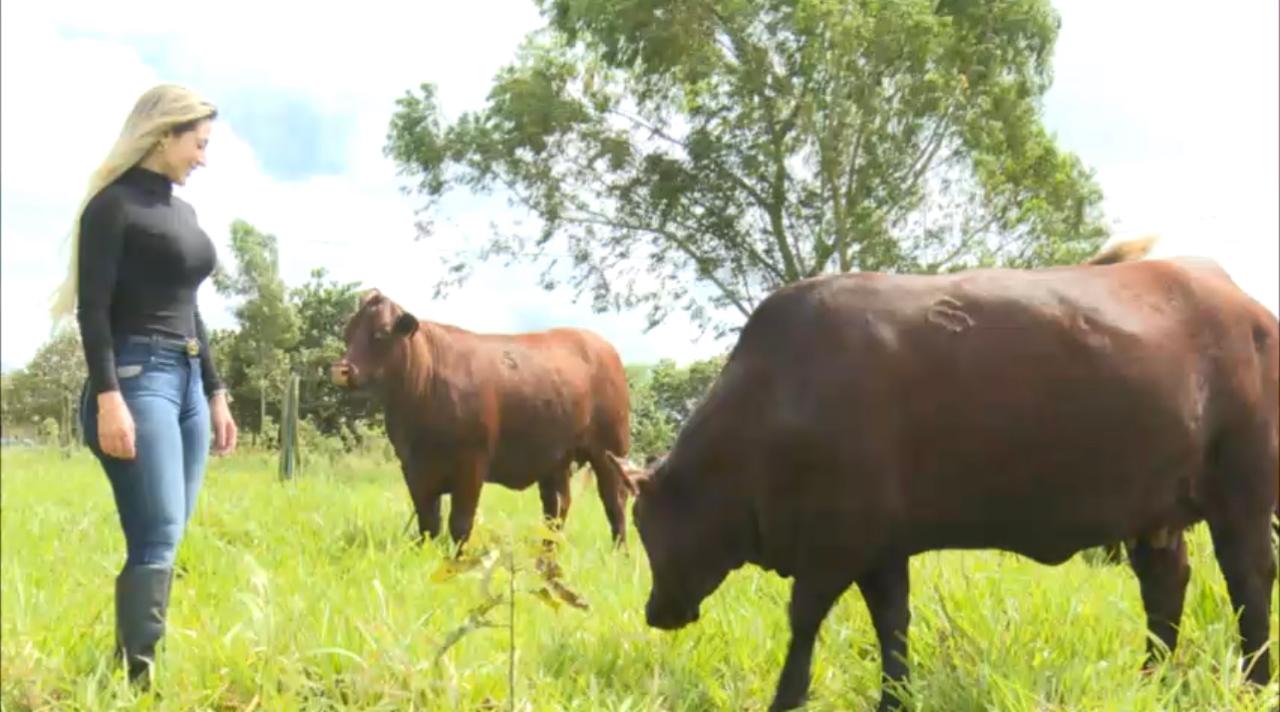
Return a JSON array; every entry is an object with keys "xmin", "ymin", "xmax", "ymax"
[{"xmin": 386, "ymin": 0, "xmax": 1107, "ymax": 336}]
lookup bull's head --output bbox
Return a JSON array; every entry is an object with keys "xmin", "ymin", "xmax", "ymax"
[
  {"xmin": 611, "ymin": 451, "xmax": 737, "ymax": 631},
  {"xmin": 331, "ymin": 288, "xmax": 419, "ymax": 391}
]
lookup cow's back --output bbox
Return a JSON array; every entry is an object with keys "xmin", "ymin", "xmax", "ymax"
[
  {"xmin": 693, "ymin": 259, "xmax": 1273, "ymax": 568},
  {"xmin": 498, "ymin": 327, "xmax": 630, "ymax": 454},
  {"xmin": 432, "ymin": 326, "xmax": 630, "ymax": 485}
]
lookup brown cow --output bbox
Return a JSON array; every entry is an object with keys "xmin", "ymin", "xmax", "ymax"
[
  {"xmin": 332, "ymin": 289, "xmax": 635, "ymax": 548},
  {"xmin": 620, "ymin": 237, "xmax": 1279, "ymax": 711}
]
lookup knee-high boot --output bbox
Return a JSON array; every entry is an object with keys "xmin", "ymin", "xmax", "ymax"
[{"xmin": 114, "ymin": 564, "xmax": 173, "ymax": 685}]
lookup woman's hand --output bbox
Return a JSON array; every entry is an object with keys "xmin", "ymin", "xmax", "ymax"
[
  {"xmin": 210, "ymin": 390, "xmax": 238, "ymax": 455},
  {"xmin": 97, "ymin": 391, "xmax": 136, "ymax": 459}
]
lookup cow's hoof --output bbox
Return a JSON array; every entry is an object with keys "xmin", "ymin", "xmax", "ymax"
[
  {"xmin": 767, "ymin": 694, "xmax": 806, "ymax": 711},
  {"xmin": 876, "ymin": 693, "xmax": 906, "ymax": 712}
]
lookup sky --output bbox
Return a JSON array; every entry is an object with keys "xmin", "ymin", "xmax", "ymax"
[{"xmin": 2, "ymin": 0, "xmax": 1276, "ymax": 372}]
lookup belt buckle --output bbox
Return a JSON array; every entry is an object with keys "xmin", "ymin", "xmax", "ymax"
[{"xmin": 186, "ymin": 339, "xmax": 200, "ymax": 357}]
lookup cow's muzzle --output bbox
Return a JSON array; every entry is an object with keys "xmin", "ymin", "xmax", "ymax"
[
  {"xmin": 330, "ymin": 361, "xmax": 357, "ymax": 389},
  {"xmin": 645, "ymin": 594, "xmax": 699, "ymax": 630}
]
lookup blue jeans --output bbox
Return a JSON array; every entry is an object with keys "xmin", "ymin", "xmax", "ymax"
[{"xmin": 81, "ymin": 335, "xmax": 210, "ymax": 568}]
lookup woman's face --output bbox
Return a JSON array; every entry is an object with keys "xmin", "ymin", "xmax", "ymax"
[{"xmin": 156, "ymin": 119, "xmax": 212, "ymax": 185}]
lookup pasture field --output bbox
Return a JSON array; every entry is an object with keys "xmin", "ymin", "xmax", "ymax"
[{"xmin": 2, "ymin": 447, "xmax": 1276, "ymax": 711}]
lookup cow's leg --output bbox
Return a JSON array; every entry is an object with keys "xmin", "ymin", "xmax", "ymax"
[
  {"xmin": 587, "ymin": 451, "xmax": 628, "ymax": 547},
  {"xmin": 538, "ymin": 469, "xmax": 573, "ymax": 530},
  {"xmin": 769, "ymin": 574, "xmax": 852, "ymax": 712},
  {"xmin": 402, "ymin": 463, "xmax": 443, "ymax": 543},
  {"xmin": 419, "ymin": 493, "xmax": 442, "ymax": 541},
  {"xmin": 447, "ymin": 455, "xmax": 487, "ymax": 551},
  {"xmin": 1207, "ymin": 513, "xmax": 1276, "ymax": 686},
  {"xmin": 1207, "ymin": 430, "xmax": 1278, "ymax": 688},
  {"xmin": 537, "ymin": 469, "xmax": 574, "ymax": 555},
  {"xmin": 858, "ymin": 558, "xmax": 912, "ymax": 712},
  {"xmin": 1124, "ymin": 531, "xmax": 1190, "ymax": 670}
]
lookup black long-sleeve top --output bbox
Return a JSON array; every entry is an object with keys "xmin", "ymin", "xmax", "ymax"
[{"xmin": 76, "ymin": 165, "xmax": 224, "ymax": 397}]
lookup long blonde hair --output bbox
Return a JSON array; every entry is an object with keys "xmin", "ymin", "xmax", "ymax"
[{"xmin": 49, "ymin": 84, "xmax": 217, "ymax": 324}]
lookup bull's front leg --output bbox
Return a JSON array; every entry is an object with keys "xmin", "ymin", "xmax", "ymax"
[
  {"xmin": 447, "ymin": 452, "xmax": 488, "ymax": 552},
  {"xmin": 770, "ymin": 573, "xmax": 853, "ymax": 711}
]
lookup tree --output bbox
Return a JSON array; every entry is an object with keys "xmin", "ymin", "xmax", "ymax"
[
  {"xmin": 386, "ymin": 0, "xmax": 1108, "ymax": 338},
  {"xmin": 1, "ymin": 372, "xmax": 17, "ymax": 435},
  {"xmin": 625, "ymin": 364, "xmax": 674, "ymax": 461},
  {"xmin": 625, "ymin": 354, "xmax": 727, "ymax": 460},
  {"xmin": 289, "ymin": 268, "xmax": 379, "ymax": 442},
  {"xmin": 3, "ymin": 327, "xmax": 86, "ymax": 445},
  {"xmin": 649, "ymin": 355, "xmax": 726, "ymax": 428},
  {"xmin": 213, "ymin": 219, "xmax": 300, "ymax": 441},
  {"xmin": 209, "ymin": 230, "xmax": 388, "ymax": 452}
]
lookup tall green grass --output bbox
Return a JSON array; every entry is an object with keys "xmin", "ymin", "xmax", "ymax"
[{"xmin": 2, "ymin": 448, "xmax": 1276, "ymax": 711}]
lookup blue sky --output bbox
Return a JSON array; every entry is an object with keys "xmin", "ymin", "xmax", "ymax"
[
  {"xmin": 2, "ymin": 0, "xmax": 1276, "ymax": 372},
  {"xmin": 206, "ymin": 91, "xmax": 356, "ymax": 181}
]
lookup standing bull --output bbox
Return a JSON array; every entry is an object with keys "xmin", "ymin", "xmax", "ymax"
[
  {"xmin": 332, "ymin": 289, "xmax": 635, "ymax": 548},
  {"xmin": 621, "ymin": 237, "xmax": 1279, "ymax": 711}
]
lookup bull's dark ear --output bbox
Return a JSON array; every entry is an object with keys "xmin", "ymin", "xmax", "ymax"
[{"xmin": 394, "ymin": 312, "xmax": 419, "ymax": 337}]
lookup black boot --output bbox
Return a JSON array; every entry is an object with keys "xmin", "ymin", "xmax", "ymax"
[{"xmin": 114, "ymin": 564, "xmax": 173, "ymax": 686}]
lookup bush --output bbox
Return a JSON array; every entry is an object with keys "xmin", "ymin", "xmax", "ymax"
[
  {"xmin": 297, "ymin": 416, "xmax": 345, "ymax": 465},
  {"xmin": 37, "ymin": 417, "xmax": 59, "ymax": 445}
]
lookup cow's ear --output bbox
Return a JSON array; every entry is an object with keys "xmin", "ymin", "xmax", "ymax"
[
  {"xmin": 359, "ymin": 288, "xmax": 381, "ymax": 307},
  {"xmin": 393, "ymin": 312, "xmax": 419, "ymax": 337},
  {"xmin": 609, "ymin": 451, "xmax": 653, "ymax": 497},
  {"xmin": 630, "ymin": 470, "xmax": 655, "ymax": 498}
]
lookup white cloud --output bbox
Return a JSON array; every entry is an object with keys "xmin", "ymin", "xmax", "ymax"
[
  {"xmin": 3, "ymin": 0, "xmax": 1274, "ymax": 374},
  {"xmin": 0, "ymin": 9, "xmax": 163, "ymax": 367},
  {"xmin": 1045, "ymin": 0, "xmax": 1278, "ymax": 316},
  {"xmin": 33, "ymin": 0, "xmax": 545, "ymax": 115},
  {"xmin": 0, "ymin": 2, "xmax": 726, "ymax": 370}
]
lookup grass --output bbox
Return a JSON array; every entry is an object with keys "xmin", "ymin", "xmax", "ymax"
[{"xmin": 1, "ymin": 447, "xmax": 1276, "ymax": 711}]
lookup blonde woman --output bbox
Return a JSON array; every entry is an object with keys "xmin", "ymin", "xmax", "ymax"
[{"xmin": 51, "ymin": 84, "xmax": 238, "ymax": 685}]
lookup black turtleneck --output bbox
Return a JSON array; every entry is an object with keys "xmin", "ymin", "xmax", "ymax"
[{"xmin": 76, "ymin": 166, "xmax": 224, "ymax": 397}]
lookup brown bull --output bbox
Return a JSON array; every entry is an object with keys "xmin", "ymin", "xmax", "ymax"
[
  {"xmin": 332, "ymin": 289, "xmax": 635, "ymax": 548},
  {"xmin": 621, "ymin": 237, "xmax": 1279, "ymax": 711}
]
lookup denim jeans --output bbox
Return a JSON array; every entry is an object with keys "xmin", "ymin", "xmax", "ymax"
[{"xmin": 81, "ymin": 335, "xmax": 210, "ymax": 568}]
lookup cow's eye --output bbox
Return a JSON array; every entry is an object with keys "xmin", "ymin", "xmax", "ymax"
[{"xmin": 372, "ymin": 330, "xmax": 390, "ymax": 342}]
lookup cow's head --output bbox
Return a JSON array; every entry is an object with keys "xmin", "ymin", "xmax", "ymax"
[
  {"xmin": 331, "ymin": 288, "xmax": 419, "ymax": 391},
  {"xmin": 613, "ymin": 452, "xmax": 739, "ymax": 631}
]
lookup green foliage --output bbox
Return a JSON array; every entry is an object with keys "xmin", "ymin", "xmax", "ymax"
[
  {"xmin": 625, "ymin": 354, "xmax": 726, "ymax": 460},
  {"xmin": 649, "ymin": 355, "xmax": 725, "ymax": 428},
  {"xmin": 625, "ymin": 364, "xmax": 676, "ymax": 462},
  {"xmin": 293, "ymin": 415, "xmax": 392, "ymax": 467},
  {"xmin": 36, "ymin": 417, "xmax": 59, "ymax": 443},
  {"xmin": 3, "ymin": 449, "xmax": 1276, "ymax": 710},
  {"xmin": 210, "ymin": 221, "xmax": 374, "ymax": 451},
  {"xmin": 288, "ymin": 268, "xmax": 379, "ymax": 441},
  {"xmin": 386, "ymin": 0, "xmax": 1109, "ymax": 337},
  {"xmin": 429, "ymin": 524, "xmax": 593, "ymax": 709},
  {"xmin": 2, "ymin": 326, "xmax": 85, "ymax": 442},
  {"xmin": 213, "ymin": 220, "xmax": 301, "ymax": 439}
]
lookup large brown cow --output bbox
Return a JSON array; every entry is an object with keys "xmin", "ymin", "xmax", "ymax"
[
  {"xmin": 619, "ymin": 238, "xmax": 1279, "ymax": 711},
  {"xmin": 332, "ymin": 289, "xmax": 635, "ymax": 547}
]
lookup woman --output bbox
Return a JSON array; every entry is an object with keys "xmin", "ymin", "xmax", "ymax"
[{"xmin": 49, "ymin": 84, "xmax": 238, "ymax": 685}]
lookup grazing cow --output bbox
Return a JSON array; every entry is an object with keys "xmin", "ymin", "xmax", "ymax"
[
  {"xmin": 620, "ymin": 237, "xmax": 1279, "ymax": 711},
  {"xmin": 332, "ymin": 289, "xmax": 635, "ymax": 547}
]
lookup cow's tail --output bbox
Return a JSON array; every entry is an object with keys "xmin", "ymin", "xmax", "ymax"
[{"xmin": 1085, "ymin": 235, "xmax": 1159, "ymax": 265}]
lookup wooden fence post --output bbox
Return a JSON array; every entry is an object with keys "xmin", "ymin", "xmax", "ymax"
[{"xmin": 278, "ymin": 373, "xmax": 301, "ymax": 481}]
